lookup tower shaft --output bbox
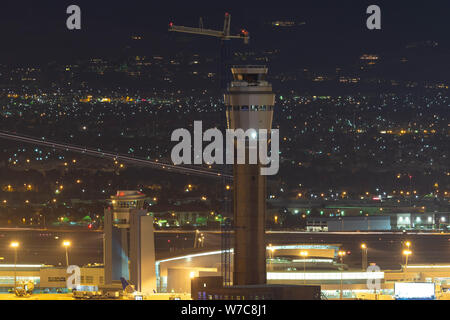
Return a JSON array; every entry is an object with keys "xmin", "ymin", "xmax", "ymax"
[
  {"xmin": 233, "ymin": 163, "xmax": 267, "ymax": 285},
  {"xmin": 224, "ymin": 65, "xmax": 275, "ymax": 286}
]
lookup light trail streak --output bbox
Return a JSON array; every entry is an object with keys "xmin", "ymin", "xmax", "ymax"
[{"xmin": 0, "ymin": 131, "xmax": 232, "ymax": 179}]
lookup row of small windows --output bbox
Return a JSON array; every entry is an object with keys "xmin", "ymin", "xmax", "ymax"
[
  {"xmin": 47, "ymin": 275, "xmax": 102, "ymax": 284},
  {"xmin": 117, "ymin": 201, "xmax": 138, "ymax": 208},
  {"xmin": 80, "ymin": 276, "xmax": 94, "ymax": 284},
  {"xmin": 198, "ymin": 292, "xmax": 271, "ymax": 300},
  {"xmin": 48, "ymin": 277, "xmax": 66, "ymax": 282},
  {"xmin": 228, "ymin": 105, "xmax": 274, "ymax": 111},
  {"xmin": 233, "ymin": 73, "xmax": 267, "ymax": 82}
]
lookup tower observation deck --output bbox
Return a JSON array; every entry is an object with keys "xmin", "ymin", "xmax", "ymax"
[
  {"xmin": 224, "ymin": 65, "xmax": 275, "ymax": 285},
  {"xmin": 109, "ymin": 190, "xmax": 147, "ymax": 228}
]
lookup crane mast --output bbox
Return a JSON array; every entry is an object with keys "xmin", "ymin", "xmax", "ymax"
[{"xmin": 168, "ymin": 12, "xmax": 249, "ymax": 287}]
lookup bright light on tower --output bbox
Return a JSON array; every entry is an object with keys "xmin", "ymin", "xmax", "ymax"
[{"xmin": 10, "ymin": 241, "xmax": 19, "ymax": 248}]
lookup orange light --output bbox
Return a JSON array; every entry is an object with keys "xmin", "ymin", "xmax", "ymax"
[
  {"xmin": 403, "ymin": 250, "xmax": 412, "ymax": 256},
  {"xmin": 10, "ymin": 242, "xmax": 19, "ymax": 248}
]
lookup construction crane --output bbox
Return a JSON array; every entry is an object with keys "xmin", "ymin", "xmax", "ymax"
[
  {"xmin": 169, "ymin": 12, "xmax": 249, "ymax": 44},
  {"xmin": 169, "ymin": 12, "xmax": 249, "ymax": 90},
  {"xmin": 169, "ymin": 12, "xmax": 247, "ymax": 286}
]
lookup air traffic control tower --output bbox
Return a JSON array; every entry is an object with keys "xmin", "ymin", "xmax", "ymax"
[
  {"xmin": 103, "ymin": 191, "xmax": 156, "ymax": 294},
  {"xmin": 224, "ymin": 65, "xmax": 275, "ymax": 285}
]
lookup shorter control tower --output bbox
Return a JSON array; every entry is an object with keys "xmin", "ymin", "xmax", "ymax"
[{"xmin": 103, "ymin": 191, "xmax": 156, "ymax": 294}]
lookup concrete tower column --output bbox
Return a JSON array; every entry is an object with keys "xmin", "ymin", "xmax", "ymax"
[{"xmin": 233, "ymin": 163, "xmax": 267, "ymax": 285}]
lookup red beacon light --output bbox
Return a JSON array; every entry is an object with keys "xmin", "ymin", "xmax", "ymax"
[{"xmin": 240, "ymin": 29, "xmax": 249, "ymax": 36}]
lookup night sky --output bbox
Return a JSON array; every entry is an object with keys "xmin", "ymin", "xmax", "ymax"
[{"xmin": 0, "ymin": 0, "xmax": 449, "ymax": 69}]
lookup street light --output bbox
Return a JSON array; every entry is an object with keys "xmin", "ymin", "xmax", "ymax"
[
  {"xmin": 63, "ymin": 241, "xmax": 71, "ymax": 267},
  {"xmin": 338, "ymin": 250, "xmax": 346, "ymax": 300},
  {"xmin": 403, "ymin": 249, "xmax": 412, "ymax": 268},
  {"xmin": 361, "ymin": 243, "xmax": 368, "ymax": 271},
  {"xmin": 403, "ymin": 240, "xmax": 412, "ymax": 271},
  {"xmin": 300, "ymin": 250, "xmax": 308, "ymax": 284},
  {"xmin": 403, "ymin": 249, "xmax": 412, "ymax": 281},
  {"xmin": 268, "ymin": 245, "xmax": 275, "ymax": 271},
  {"xmin": 10, "ymin": 241, "xmax": 19, "ymax": 290}
]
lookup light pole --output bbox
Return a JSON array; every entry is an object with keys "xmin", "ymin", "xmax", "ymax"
[
  {"xmin": 403, "ymin": 249, "xmax": 412, "ymax": 282},
  {"xmin": 63, "ymin": 241, "xmax": 71, "ymax": 267},
  {"xmin": 402, "ymin": 241, "xmax": 412, "ymax": 281},
  {"xmin": 404, "ymin": 242, "xmax": 411, "ymax": 268},
  {"xmin": 338, "ymin": 250, "xmax": 346, "ymax": 300},
  {"xmin": 300, "ymin": 250, "xmax": 308, "ymax": 284},
  {"xmin": 268, "ymin": 245, "xmax": 275, "ymax": 271},
  {"xmin": 403, "ymin": 249, "xmax": 412, "ymax": 277},
  {"xmin": 194, "ymin": 230, "xmax": 199, "ymax": 248},
  {"xmin": 10, "ymin": 241, "xmax": 19, "ymax": 291},
  {"xmin": 361, "ymin": 243, "xmax": 368, "ymax": 271}
]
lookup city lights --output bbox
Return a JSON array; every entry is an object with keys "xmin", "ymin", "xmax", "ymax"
[{"xmin": 0, "ymin": 2, "xmax": 447, "ymax": 304}]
